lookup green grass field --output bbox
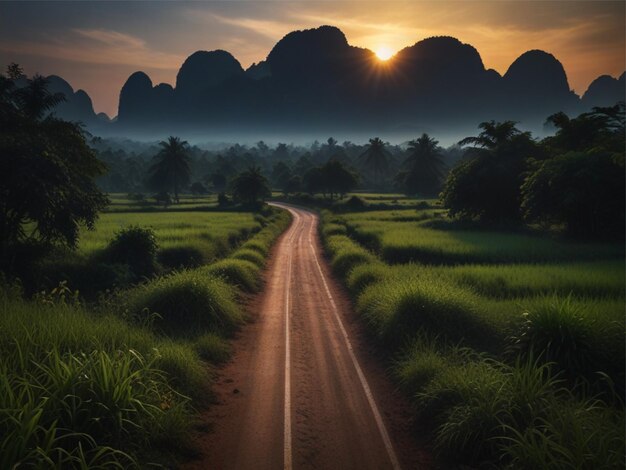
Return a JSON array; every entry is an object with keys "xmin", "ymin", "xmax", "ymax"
[
  {"xmin": 1, "ymin": 200, "xmax": 291, "ymax": 468},
  {"xmin": 338, "ymin": 208, "xmax": 624, "ymax": 264},
  {"xmin": 78, "ymin": 210, "xmax": 260, "ymax": 260},
  {"xmin": 105, "ymin": 193, "xmax": 219, "ymax": 212},
  {"xmin": 320, "ymin": 199, "xmax": 625, "ymax": 468}
]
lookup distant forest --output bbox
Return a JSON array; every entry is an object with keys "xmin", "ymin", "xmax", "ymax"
[{"xmin": 93, "ymin": 136, "xmax": 464, "ymax": 195}]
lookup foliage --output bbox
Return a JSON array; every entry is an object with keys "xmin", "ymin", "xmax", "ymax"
[
  {"xmin": 544, "ymin": 103, "xmax": 625, "ymax": 153},
  {"xmin": 0, "ymin": 67, "xmax": 108, "ymax": 265},
  {"xmin": 231, "ymin": 166, "xmax": 271, "ymax": 207},
  {"xmin": 442, "ymin": 121, "xmax": 536, "ymax": 222},
  {"xmin": 508, "ymin": 296, "xmax": 595, "ymax": 382},
  {"xmin": 157, "ymin": 246, "xmax": 204, "ymax": 269},
  {"xmin": 124, "ymin": 270, "xmax": 244, "ymax": 336},
  {"xmin": 203, "ymin": 258, "xmax": 261, "ymax": 292},
  {"xmin": 358, "ymin": 137, "xmax": 392, "ymax": 186},
  {"xmin": 304, "ymin": 159, "xmax": 358, "ymax": 199},
  {"xmin": 521, "ymin": 150, "xmax": 625, "ymax": 238},
  {"xmin": 190, "ymin": 181, "xmax": 208, "ymax": 195},
  {"xmin": 0, "ymin": 294, "xmax": 199, "ymax": 468},
  {"xmin": 320, "ymin": 203, "xmax": 624, "ymax": 468},
  {"xmin": 103, "ymin": 226, "xmax": 158, "ymax": 277},
  {"xmin": 148, "ymin": 136, "xmax": 191, "ymax": 203},
  {"xmin": 399, "ymin": 134, "xmax": 446, "ymax": 196}
]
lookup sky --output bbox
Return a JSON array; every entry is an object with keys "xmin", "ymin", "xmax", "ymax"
[{"xmin": 1, "ymin": 1, "xmax": 624, "ymax": 117}]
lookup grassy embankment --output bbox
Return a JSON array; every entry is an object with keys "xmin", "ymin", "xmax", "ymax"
[
  {"xmin": 0, "ymin": 198, "xmax": 291, "ymax": 468},
  {"xmin": 320, "ymin": 202, "xmax": 625, "ymax": 468}
]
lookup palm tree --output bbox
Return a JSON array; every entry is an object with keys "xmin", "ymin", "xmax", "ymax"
[
  {"xmin": 232, "ymin": 166, "xmax": 271, "ymax": 207},
  {"xmin": 402, "ymin": 134, "xmax": 446, "ymax": 196},
  {"xmin": 148, "ymin": 136, "xmax": 191, "ymax": 203},
  {"xmin": 358, "ymin": 137, "xmax": 391, "ymax": 186},
  {"xmin": 459, "ymin": 120, "xmax": 521, "ymax": 149}
]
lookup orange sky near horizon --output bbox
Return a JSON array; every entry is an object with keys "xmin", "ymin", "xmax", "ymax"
[{"xmin": 1, "ymin": 1, "xmax": 624, "ymax": 117}]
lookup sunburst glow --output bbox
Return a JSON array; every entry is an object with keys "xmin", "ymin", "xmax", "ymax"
[{"xmin": 375, "ymin": 46, "xmax": 394, "ymax": 61}]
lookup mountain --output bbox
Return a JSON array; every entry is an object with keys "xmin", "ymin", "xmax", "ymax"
[
  {"xmin": 582, "ymin": 72, "xmax": 625, "ymax": 108},
  {"xmin": 45, "ymin": 25, "xmax": 623, "ymax": 139},
  {"xmin": 44, "ymin": 75, "xmax": 100, "ymax": 125},
  {"xmin": 176, "ymin": 50, "xmax": 244, "ymax": 96},
  {"xmin": 503, "ymin": 50, "xmax": 579, "ymax": 118}
]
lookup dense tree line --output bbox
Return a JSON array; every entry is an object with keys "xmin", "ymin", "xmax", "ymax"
[
  {"xmin": 442, "ymin": 103, "xmax": 625, "ymax": 239},
  {"xmin": 91, "ymin": 135, "xmax": 464, "ymax": 198}
]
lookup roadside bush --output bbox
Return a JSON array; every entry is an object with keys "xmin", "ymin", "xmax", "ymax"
[
  {"xmin": 346, "ymin": 262, "xmax": 389, "ymax": 295},
  {"xmin": 231, "ymin": 248, "xmax": 265, "ymax": 267},
  {"xmin": 331, "ymin": 246, "xmax": 377, "ymax": 278},
  {"xmin": 158, "ymin": 246, "xmax": 205, "ymax": 269},
  {"xmin": 125, "ymin": 270, "xmax": 243, "ymax": 336},
  {"xmin": 358, "ymin": 276, "xmax": 494, "ymax": 350},
  {"xmin": 103, "ymin": 226, "xmax": 158, "ymax": 277},
  {"xmin": 203, "ymin": 259, "xmax": 260, "ymax": 292},
  {"xmin": 39, "ymin": 259, "xmax": 133, "ymax": 297},
  {"xmin": 509, "ymin": 296, "xmax": 595, "ymax": 382}
]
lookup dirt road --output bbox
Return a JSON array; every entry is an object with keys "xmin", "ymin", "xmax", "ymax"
[{"xmin": 185, "ymin": 204, "xmax": 425, "ymax": 470}]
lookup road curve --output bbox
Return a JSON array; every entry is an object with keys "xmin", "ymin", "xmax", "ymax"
[{"xmin": 184, "ymin": 203, "xmax": 424, "ymax": 470}]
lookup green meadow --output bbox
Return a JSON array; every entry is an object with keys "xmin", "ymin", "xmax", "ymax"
[
  {"xmin": 320, "ymin": 199, "xmax": 625, "ymax": 468},
  {"xmin": 1, "ymin": 198, "xmax": 291, "ymax": 468}
]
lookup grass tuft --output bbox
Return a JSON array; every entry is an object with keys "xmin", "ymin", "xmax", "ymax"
[{"xmin": 124, "ymin": 270, "xmax": 244, "ymax": 336}]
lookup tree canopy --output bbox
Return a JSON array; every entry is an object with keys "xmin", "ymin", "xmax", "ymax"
[
  {"xmin": 0, "ymin": 64, "xmax": 108, "ymax": 264},
  {"xmin": 358, "ymin": 137, "xmax": 391, "ymax": 187},
  {"xmin": 442, "ymin": 121, "xmax": 536, "ymax": 222},
  {"xmin": 304, "ymin": 159, "xmax": 358, "ymax": 199},
  {"xmin": 147, "ymin": 136, "xmax": 191, "ymax": 202},
  {"xmin": 231, "ymin": 166, "xmax": 271, "ymax": 208},
  {"xmin": 399, "ymin": 134, "xmax": 446, "ymax": 196}
]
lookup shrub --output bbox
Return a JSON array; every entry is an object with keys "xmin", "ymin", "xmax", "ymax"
[
  {"xmin": 103, "ymin": 226, "xmax": 158, "ymax": 277},
  {"xmin": 125, "ymin": 270, "xmax": 243, "ymax": 336},
  {"xmin": 521, "ymin": 150, "xmax": 625, "ymax": 239},
  {"xmin": 345, "ymin": 195, "xmax": 366, "ymax": 210},
  {"xmin": 231, "ymin": 248, "xmax": 265, "ymax": 267},
  {"xmin": 346, "ymin": 262, "xmax": 388, "ymax": 295},
  {"xmin": 358, "ymin": 276, "xmax": 492, "ymax": 350},
  {"xmin": 39, "ymin": 259, "xmax": 133, "ymax": 297},
  {"xmin": 157, "ymin": 246, "xmax": 205, "ymax": 269},
  {"xmin": 331, "ymin": 247, "xmax": 376, "ymax": 278},
  {"xmin": 203, "ymin": 259, "xmax": 260, "ymax": 292},
  {"xmin": 509, "ymin": 296, "xmax": 595, "ymax": 381}
]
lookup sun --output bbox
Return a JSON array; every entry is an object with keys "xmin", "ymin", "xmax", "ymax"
[{"xmin": 375, "ymin": 46, "xmax": 394, "ymax": 61}]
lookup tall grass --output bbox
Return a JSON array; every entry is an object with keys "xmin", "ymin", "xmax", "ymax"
[
  {"xmin": 320, "ymin": 203, "xmax": 625, "ymax": 468},
  {"xmin": 0, "ymin": 205, "xmax": 292, "ymax": 467},
  {"xmin": 0, "ymin": 293, "xmax": 197, "ymax": 468},
  {"xmin": 339, "ymin": 210, "xmax": 624, "ymax": 264}
]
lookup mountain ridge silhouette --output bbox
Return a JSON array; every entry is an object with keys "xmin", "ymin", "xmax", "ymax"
[{"xmin": 26, "ymin": 25, "xmax": 626, "ymax": 138}]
